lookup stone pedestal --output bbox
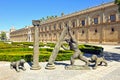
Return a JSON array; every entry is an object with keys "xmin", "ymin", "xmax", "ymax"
[
  {"xmin": 45, "ymin": 63, "xmax": 55, "ymax": 70},
  {"xmin": 31, "ymin": 20, "xmax": 41, "ymax": 70},
  {"xmin": 31, "ymin": 64, "xmax": 41, "ymax": 70}
]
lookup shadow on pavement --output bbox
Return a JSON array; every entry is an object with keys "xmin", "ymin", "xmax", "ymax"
[
  {"xmin": 114, "ymin": 47, "xmax": 120, "ymax": 49},
  {"xmin": 84, "ymin": 51, "xmax": 120, "ymax": 62},
  {"xmin": 104, "ymin": 51, "xmax": 120, "ymax": 62},
  {"xmin": 54, "ymin": 62, "xmax": 69, "ymax": 66},
  {"xmin": 27, "ymin": 62, "xmax": 33, "ymax": 67},
  {"xmin": 83, "ymin": 53, "xmax": 93, "ymax": 58}
]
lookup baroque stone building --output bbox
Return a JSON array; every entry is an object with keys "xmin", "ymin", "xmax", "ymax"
[{"xmin": 10, "ymin": 2, "xmax": 120, "ymax": 44}]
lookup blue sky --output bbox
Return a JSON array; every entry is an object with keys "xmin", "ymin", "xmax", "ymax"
[{"xmin": 0, "ymin": 0, "xmax": 113, "ymax": 31}]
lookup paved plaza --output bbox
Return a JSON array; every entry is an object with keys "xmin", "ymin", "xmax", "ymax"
[{"xmin": 0, "ymin": 45, "xmax": 120, "ymax": 80}]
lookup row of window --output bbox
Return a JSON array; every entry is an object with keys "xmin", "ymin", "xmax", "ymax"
[
  {"xmin": 40, "ymin": 14, "xmax": 116, "ymax": 31},
  {"xmin": 81, "ymin": 14, "xmax": 116, "ymax": 26},
  {"xmin": 40, "ymin": 27, "xmax": 116, "ymax": 38}
]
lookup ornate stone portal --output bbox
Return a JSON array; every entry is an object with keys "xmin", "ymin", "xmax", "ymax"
[{"xmin": 31, "ymin": 20, "xmax": 41, "ymax": 70}]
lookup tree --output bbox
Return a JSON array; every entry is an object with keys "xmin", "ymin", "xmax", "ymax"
[
  {"xmin": 0, "ymin": 31, "xmax": 6, "ymax": 41},
  {"xmin": 115, "ymin": 0, "xmax": 120, "ymax": 12}
]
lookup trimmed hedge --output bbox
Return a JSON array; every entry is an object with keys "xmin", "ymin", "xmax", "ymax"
[
  {"xmin": 0, "ymin": 48, "xmax": 33, "ymax": 52},
  {"xmin": 0, "ymin": 42, "xmax": 103, "ymax": 62},
  {"xmin": 0, "ymin": 54, "xmax": 32, "ymax": 62},
  {"xmin": 45, "ymin": 43, "xmax": 55, "ymax": 48},
  {"xmin": 0, "ymin": 53, "xmax": 73, "ymax": 62},
  {"xmin": 79, "ymin": 44, "xmax": 103, "ymax": 54}
]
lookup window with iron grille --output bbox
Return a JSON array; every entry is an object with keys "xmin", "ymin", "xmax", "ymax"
[
  {"xmin": 110, "ymin": 14, "xmax": 116, "ymax": 22},
  {"xmin": 81, "ymin": 20, "xmax": 85, "ymax": 26},
  {"xmin": 94, "ymin": 18, "xmax": 98, "ymax": 24}
]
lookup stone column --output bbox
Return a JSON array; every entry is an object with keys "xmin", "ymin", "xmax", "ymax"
[
  {"xmin": 99, "ymin": 26, "xmax": 103, "ymax": 44},
  {"xmin": 100, "ymin": 11, "xmax": 104, "ymax": 44},
  {"xmin": 68, "ymin": 20, "xmax": 72, "ymax": 28},
  {"xmin": 86, "ymin": 28, "xmax": 88, "ymax": 43},
  {"xmin": 102, "ymin": 11, "xmax": 105, "ymax": 23},
  {"xmin": 116, "ymin": 11, "xmax": 119, "ymax": 21},
  {"xmin": 99, "ymin": 10, "xmax": 105, "ymax": 44},
  {"xmin": 31, "ymin": 20, "xmax": 41, "ymax": 70},
  {"xmin": 76, "ymin": 19, "xmax": 79, "ymax": 27},
  {"xmin": 86, "ymin": 15, "xmax": 88, "ymax": 26}
]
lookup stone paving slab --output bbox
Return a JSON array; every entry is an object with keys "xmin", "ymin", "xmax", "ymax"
[
  {"xmin": 0, "ymin": 60, "xmax": 120, "ymax": 80},
  {"xmin": 0, "ymin": 45, "xmax": 120, "ymax": 80}
]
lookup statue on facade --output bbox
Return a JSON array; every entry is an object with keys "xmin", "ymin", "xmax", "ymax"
[
  {"xmin": 89, "ymin": 55, "xmax": 108, "ymax": 69},
  {"xmin": 10, "ymin": 59, "xmax": 26, "ymax": 72},
  {"xmin": 62, "ymin": 27, "xmax": 90, "ymax": 66}
]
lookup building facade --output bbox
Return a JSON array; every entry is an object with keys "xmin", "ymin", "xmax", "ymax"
[{"xmin": 10, "ymin": 2, "xmax": 120, "ymax": 44}]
